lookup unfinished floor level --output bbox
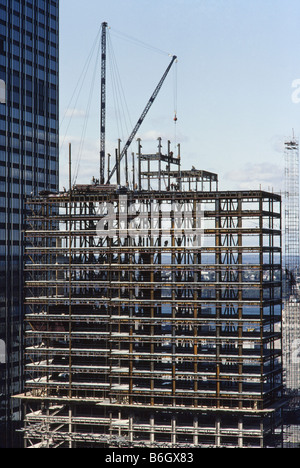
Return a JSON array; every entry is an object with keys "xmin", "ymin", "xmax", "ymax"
[{"xmin": 17, "ymin": 141, "xmax": 283, "ymax": 448}]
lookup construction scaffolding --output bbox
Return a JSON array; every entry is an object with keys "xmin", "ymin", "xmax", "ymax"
[
  {"xmin": 282, "ymin": 137, "xmax": 300, "ymax": 447},
  {"xmin": 16, "ymin": 139, "xmax": 284, "ymax": 448}
]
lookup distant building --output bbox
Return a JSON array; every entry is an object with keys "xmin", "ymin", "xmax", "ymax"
[
  {"xmin": 0, "ymin": 0, "xmax": 59, "ymax": 447},
  {"xmin": 282, "ymin": 138, "xmax": 300, "ymax": 447}
]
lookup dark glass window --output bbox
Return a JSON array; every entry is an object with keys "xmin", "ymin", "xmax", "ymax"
[{"xmin": 0, "ymin": 0, "xmax": 59, "ymax": 447}]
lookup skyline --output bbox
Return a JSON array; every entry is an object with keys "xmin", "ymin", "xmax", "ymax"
[
  {"xmin": 59, "ymin": 0, "xmax": 300, "ymax": 192},
  {"xmin": 10, "ymin": 1, "xmax": 298, "ymax": 448}
]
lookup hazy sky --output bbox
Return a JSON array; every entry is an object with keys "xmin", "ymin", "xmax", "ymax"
[{"xmin": 59, "ymin": 0, "xmax": 300, "ymax": 192}]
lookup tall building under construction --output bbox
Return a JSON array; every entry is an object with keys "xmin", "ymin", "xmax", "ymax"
[
  {"xmin": 17, "ymin": 136, "xmax": 284, "ymax": 448},
  {"xmin": 15, "ymin": 22, "xmax": 284, "ymax": 449}
]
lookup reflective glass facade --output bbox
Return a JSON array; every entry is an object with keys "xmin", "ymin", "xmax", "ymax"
[{"xmin": 0, "ymin": 0, "xmax": 59, "ymax": 447}]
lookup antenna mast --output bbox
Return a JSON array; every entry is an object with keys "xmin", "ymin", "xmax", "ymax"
[{"xmin": 100, "ymin": 22, "xmax": 108, "ymax": 184}]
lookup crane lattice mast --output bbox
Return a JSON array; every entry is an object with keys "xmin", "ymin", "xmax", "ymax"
[{"xmin": 100, "ymin": 22, "xmax": 108, "ymax": 184}]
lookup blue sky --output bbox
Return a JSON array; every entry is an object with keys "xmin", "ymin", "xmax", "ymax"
[{"xmin": 59, "ymin": 0, "xmax": 300, "ymax": 191}]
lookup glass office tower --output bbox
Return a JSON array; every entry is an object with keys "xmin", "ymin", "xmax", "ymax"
[{"xmin": 0, "ymin": 0, "xmax": 59, "ymax": 447}]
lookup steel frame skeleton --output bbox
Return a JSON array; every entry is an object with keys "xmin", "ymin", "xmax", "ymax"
[{"xmin": 17, "ymin": 140, "xmax": 283, "ymax": 448}]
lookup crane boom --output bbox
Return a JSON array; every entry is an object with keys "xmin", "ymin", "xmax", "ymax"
[{"xmin": 107, "ymin": 54, "xmax": 177, "ymax": 183}]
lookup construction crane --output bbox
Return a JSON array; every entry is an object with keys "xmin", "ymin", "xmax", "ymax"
[
  {"xmin": 100, "ymin": 22, "xmax": 108, "ymax": 185},
  {"xmin": 99, "ymin": 23, "xmax": 177, "ymax": 185},
  {"xmin": 107, "ymin": 53, "xmax": 177, "ymax": 184}
]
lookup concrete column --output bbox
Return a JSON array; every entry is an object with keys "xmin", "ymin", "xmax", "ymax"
[
  {"xmin": 193, "ymin": 417, "xmax": 199, "ymax": 446},
  {"xmin": 150, "ymin": 414, "xmax": 155, "ymax": 444},
  {"xmin": 129, "ymin": 414, "xmax": 133, "ymax": 443},
  {"xmin": 171, "ymin": 416, "xmax": 176, "ymax": 446},
  {"xmin": 215, "ymin": 418, "xmax": 221, "ymax": 447},
  {"xmin": 238, "ymin": 419, "xmax": 243, "ymax": 448}
]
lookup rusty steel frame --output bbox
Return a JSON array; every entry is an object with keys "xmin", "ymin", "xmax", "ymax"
[{"xmin": 16, "ymin": 140, "xmax": 283, "ymax": 448}]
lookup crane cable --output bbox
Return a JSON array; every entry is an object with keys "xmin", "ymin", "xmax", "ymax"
[
  {"xmin": 107, "ymin": 29, "xmax": 133, "ymax": 149},
  {"xmin": 59, "ymin": 28, "xmax": 101, "ymax": 152},
  {"xmin": 109, "ymin": 26, "xmax": 178, "ymax": 145},
  {"xmin": 73, "ymin": 31, "xmax": 102, "ymax": 185},
  {"xmin": 61, "ymin": 25, "xmax": 179, "ymax": 187},
  {"xmin": 109, "ymin": 27, "xmax": 170, "ymax": 57},
  {"xmin": 107, "ymin": 29, "xmax": 136, "ymax": 186}
]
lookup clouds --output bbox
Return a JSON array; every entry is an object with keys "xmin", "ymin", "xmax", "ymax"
[
  {"xmin": 225, "ymin": 161, "xmax": 284, "ymax": 192},
  {"xmin": 63, "ymin": 108, "xmax": 86, "ymax": 119},
  {"xmin": 59, "ymin": 135, "xmax": 100, "ymax": 189},
  {"xmin": 59, "ymin": 0, "xmax": 300, "ymax": 202},
  {"xmin": 59, "ymin": 131, "xmax": 286, "ymax": 195}
]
